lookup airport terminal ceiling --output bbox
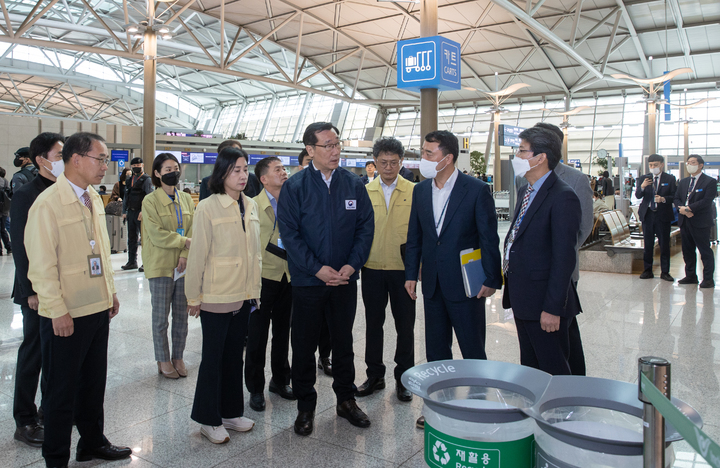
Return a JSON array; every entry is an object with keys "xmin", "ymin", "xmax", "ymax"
[{"xmin": 0, "ymin": 0, "xmax": 718, "ymax": 127}]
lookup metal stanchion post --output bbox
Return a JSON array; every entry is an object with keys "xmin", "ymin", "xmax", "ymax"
[{"xmin": 638, "ymin": 357, "xmax": 671, "ymax": 468}]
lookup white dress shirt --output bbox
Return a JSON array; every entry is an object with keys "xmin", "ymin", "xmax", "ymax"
[
  {"xmin": 66, "ymin": 178, "xmax": 90, "ymax": 203},
  {"xmin": 380, "ymin": 176, "xmax": 398, "ymax": 210},
  {"xmin": 432, "ymin": 168, "xmax": 459, "ymax": 236},
  {"xmin": 312, "ymin": 161, "xmax": 335, "ymax": 188}
]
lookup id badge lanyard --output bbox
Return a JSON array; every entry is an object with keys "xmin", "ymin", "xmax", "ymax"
[
  {"xmin": 80, "ymin": 197, "xmax": 103, "ymax": 278},
  {"xmin": 171, "ymin": 189, "xmax": 184, "ymax": 236},
  {"xmin": 270, "ymin": 213, "xmax": 284, "ymax": 250}
]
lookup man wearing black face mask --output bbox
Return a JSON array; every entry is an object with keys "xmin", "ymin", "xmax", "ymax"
[
  {"xmin": 122, "ymin": 157, "xmax": 153, "ymax": 271},
  {"xmin": 11, "ymin": 147, "xmax": 39, "ymax": 194}
]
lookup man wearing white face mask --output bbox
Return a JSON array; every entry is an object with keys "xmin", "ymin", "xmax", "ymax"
[
  {"xmin": 674, "ymin": 155, "xmax": 717, "ymax": 288},
  {"xmin": 9, "ymin": 132, "xmax": 65, "ymax": 447},
  {"xmin": 635, "ymin": 154, "xmax": 676, "ymax": 281},
  {"xmin": 404, "ymin": 130, "xmax": 502, "ymax": 428}
]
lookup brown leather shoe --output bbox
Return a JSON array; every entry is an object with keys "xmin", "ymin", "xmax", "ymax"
[
  {"xmin": 157, "ymin": 362, "xmax": 179, "ymax": 379},
  {"xmin": 336, "ymin": 400, "xmax": 370, "ymax": 428},
  {"xmin": 172, "ymin": 359, "xmax": 187, "ymax": 377}
]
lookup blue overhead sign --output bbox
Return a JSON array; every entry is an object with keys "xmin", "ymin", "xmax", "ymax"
[
  {"xmin": 111, "ymin": 150, "xmax": 129, "ymax": 162},
  {"xmin": 397, "ymin": 36, "xmax": 461, "ymax": 92}
]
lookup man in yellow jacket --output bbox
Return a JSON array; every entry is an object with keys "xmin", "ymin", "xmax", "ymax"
[
  {"xmin": 26, "ymin": 132, "xmax": 131, "ymax": 467},
  {"xmin": 355, "ymin": 137, "xmax": 416, "ymax": 402}
]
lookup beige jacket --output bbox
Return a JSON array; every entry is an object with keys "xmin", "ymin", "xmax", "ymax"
[
  {"xmin": 253, "ymin": 189, "xmax": 291, "ymax": 282},
  {"xmin": 26, "ymin": 174, "xmax": 115, "ymax": 319},
  {"xmin": 185, "ymin": 193, "xmax": 262, "ymax": 307}
]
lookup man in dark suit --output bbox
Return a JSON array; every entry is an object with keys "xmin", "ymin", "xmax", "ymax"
[
  {"xmin": 635, "ymin": 154, "xmax": 677, "ymax": 281},
  {"xmin": 404, "ymin": 130, "xmax": 502, "ymax": 427},
  {"xmin": 199, "ymin": 140, "xmax": 262, "ymax": 200},
  {"xmin": 502, "ymin": 126, "xmax": 582, "ymax": 376},
  {"xmin": 10, "ymin": 132, "xmax": 65, "ymax": 448},
  {"xmin": 674, "ymin": 155, "xmax": 717, "ymax": 288},
  {"xmin": 360, "ymin": 161, "xmax": 376, "ymax": 185}
]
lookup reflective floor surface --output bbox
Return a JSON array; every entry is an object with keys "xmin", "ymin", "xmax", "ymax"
[{"xmin": 0, "ymin": 221, "xmax": 718, "ymax": 467}]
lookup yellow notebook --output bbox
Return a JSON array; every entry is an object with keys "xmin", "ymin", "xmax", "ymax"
[{"xmin": 460, "ymin": 248, "xmax": 485, "ymax": 297}]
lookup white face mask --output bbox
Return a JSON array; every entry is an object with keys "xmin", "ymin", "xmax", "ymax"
[
  {"xmin": 650, "ymin": 167, "xmax": 661, "ymax": 176},
  {"xmin": 511, "ymin": 155, "xmax": 538, "ymax": 179},
  {"xmin": 686, "ymin": 164, "xmax": 699, "ymax": 175},
  {"xmin": 419, "ymin": 155, "xmax": 449, "ymax": 179},
  {"xmin": 41, "ymin": 156, "xmax": 65, "ymax": 178}
]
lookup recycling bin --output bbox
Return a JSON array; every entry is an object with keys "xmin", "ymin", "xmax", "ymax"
[
  {"xmin": 402, "ymin": 360, "xmax": 552, "ymax": 468},
  {"xmin": 525, "ymin": 375, "xmax": 703, "ymax": 468}
]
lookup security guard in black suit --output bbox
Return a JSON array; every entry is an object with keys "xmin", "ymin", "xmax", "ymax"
[
  {"xmin": 635, "ymin": 154, "xmax": 677, "ymax": 281},
  {"xmin": 674, "ymin": 154, "xmax": 718, "ymax": 288}
]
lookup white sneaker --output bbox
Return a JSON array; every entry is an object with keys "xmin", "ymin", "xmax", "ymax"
[
  {"xmin": 200, "ymin": 425, "xmax": 230, "ymax": 444},
  {"xmin": 222, "ymin": 416, "xmax": 255, "ymax": 432}
]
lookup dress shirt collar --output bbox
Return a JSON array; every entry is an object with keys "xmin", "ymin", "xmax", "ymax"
[
  {"xmin": 310, "ymin": 161, "xmax": 335, "ymax": 188},
  {"xmin": 529, "ymin": 169, "xmax": 552, "ymax": 192},
  {"xmin": 432, "ymin": 167, "xmax": 459, "ymax": 193},
  {"xmin": 380, "ymin": 176, "xmax": 398, "ymax": 191},
  {"xmin": 65, "ymin": 177, "xmax": 89, "ymax": 203},
  {"xmin": 265, "ymin": 189, "xmax": 278, "ymax": 216}
]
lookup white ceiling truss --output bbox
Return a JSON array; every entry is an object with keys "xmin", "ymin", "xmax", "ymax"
[{"xmin": 0, "ymin": 0, "xmax": 717, "ymax": 124}]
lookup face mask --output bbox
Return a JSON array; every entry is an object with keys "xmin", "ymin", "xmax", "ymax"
[
  {"xmin": 650, "ymin": 167, "xmax": 661, "ymax": 176},
  {"xmin": 13, "ymin": 157, "xmax": 23, "ymax": 168},
  {"xmin": 41, "ymin": 156, "xmax": 65, "ymax": 178},
  {"xmin": 161, "ymin": 171, "xmax": 180, "ymax": 186},
  {"xmin": 132, "ymin": 167, "xmax": 142, "ymax": 175},
  {"xmin": 511, "ymin": 155, "xmax": 538, "ymax": 178},
  {"xmin": 419, "ymin": 155, "xmax": 449, "ymax": 179},
  {"xmin": 686, "ymin": 164, "xmax": 699, "ymax": 175}
]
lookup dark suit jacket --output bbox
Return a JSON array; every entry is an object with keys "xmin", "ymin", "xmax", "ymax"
[
  {"xmin": 674, "ymin": 173, "xmax": 718, "ymax": 228},
  {"xmin": 405, "ymin": 171, "xmax": 502, "ymax": 302},
  {"xmin": 502, "ymin": 171, "xmax": 582, "ymax": 320},
  {"xmin": 10, "ymin": 175, "xmax": 51, "ymax": 307},
  {"xmin": 399, "ymin": 166, "xmax": 414, "ymax": 182},
  {"xmin": 635, "ymin": 172, "xmax": 676, "ymax": 223}
]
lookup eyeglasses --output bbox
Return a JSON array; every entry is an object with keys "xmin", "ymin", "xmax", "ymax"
[
  {"xmin": 82, "ymin": 154, "xmax": 110, "ymax": 166},
  {"xmin": 313, "ymin": 142, "xmax": 342, "ymax": 150},
  {"xmin": 514, "ymin": 148, "xmax": 534, "ymax": 156},
  {"xmin": 377, "ymin": 160, "xmax": 399, "ymax": 168}
]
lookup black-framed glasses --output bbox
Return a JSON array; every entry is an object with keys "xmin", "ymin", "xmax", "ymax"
[
  {"xmin": 514, "ymin": 149, "xmax": 534, "ymax": 156},
  {"xmin": 313, "ymin": 142, "xmax": 342, "ymax": 150},
  {"xmin": 82, "ymin": 154, "xmax": 110, "ymax": 166},
  {"xmin": 377, "ymin": 160, "xmax": 400, "ymax": 168}
]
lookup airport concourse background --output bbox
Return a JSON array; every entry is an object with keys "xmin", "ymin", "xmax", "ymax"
[{"xmin": 0, "ymin": 217, "xmax": 717, "ymax": 468}]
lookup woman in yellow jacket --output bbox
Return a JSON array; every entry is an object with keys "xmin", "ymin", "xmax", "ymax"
[
  {"xmin": 186, "ymin": 148, "xmax": 262, "ymax": 444},
  {"xmin": 142, "ymin": 153, "xmax": 193, "ymax": 379}
]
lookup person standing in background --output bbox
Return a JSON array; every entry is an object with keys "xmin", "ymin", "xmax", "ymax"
[
  {"xmin": 199, "ymin": 140, "xmax": 263, "ymax": 200},
  {"xmin": 111, "ymin": 168, "xmax": 131, "ymax": 202},
  {"xmin": 0, "ymin": 167, "xmax": 10, "ymax": 255},
  {"xmin": 360, "ymin": 161, "xmax": 376, "ymax": 185},
  {"xmin": 142, "ymin": 153, "xmax": 194, "ymax": 379},
  {"xmin": 122, "ymin": 157, "xmax": 153, "ymax": 271},
  {"xmin": 11, "ymin": 147, "xmax": 38, "ymax": 194}
]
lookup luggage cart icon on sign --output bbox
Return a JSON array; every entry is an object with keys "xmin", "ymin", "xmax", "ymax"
[{"xmin": 405, "ymin": 50, "xmax": 432, "ymax": 73}]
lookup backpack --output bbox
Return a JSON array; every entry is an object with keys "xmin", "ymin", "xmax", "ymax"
[{"xmin": 0, "ymin": 184, "xmax": 11, "ymax": 215}]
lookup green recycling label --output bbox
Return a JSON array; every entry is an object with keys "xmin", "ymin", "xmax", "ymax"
[{"xmin": 425, "ymin": 422, "xmax": 535, "ymax": 468}]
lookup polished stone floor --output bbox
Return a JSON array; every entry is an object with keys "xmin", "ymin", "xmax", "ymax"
[{"xmin": 0, "ymin": 221, "xmax": 718, "ymax": 467}]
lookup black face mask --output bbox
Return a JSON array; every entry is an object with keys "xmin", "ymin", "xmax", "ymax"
[
  {"xmin": 132, "ymin": 167, "xmax": 142, "ymax": 175},
  {"xmin": 161, "ymin": 171, "xmax": 180, "ymax": 186}
]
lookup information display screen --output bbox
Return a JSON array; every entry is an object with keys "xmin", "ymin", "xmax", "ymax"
[{"xmin": 498, "ymin": 124, "xmax": 524, "ymax": 147}]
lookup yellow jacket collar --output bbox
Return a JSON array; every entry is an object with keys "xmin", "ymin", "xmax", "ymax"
[
  {"xmin": 367, "ymin": 175, "xmax": 412, "ymax": 193},
  {"xmin": 156, "ymin": 188, "xmax": 177, "ymax": 207},
  {"xmin": 57, "ymin": 173, "xmax": 97, "ymax": 206}
]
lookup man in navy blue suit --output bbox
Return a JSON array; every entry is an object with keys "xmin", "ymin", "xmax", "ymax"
[
  {"xmin": 502, "ymin": 127, "xmax": 582, "ymax": 376},
  {"xmin": 404, "ymin": 130, "xmax": 502, "ymax": 427}
]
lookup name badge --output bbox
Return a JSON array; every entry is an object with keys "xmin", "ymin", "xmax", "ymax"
[
  {"xmin": 177, "ymin": 228, "xmax": 185, "ymax": 236},
  {"xmin": 277, "ymin": 238, "xmax": 284, "ymax": 249},
  {"xmin": 697, "ymin": 189, "xmax": 703, "ymax": 192},
  {"xmin": 88, "ymin": 254, "xmax": 103, "ymax": 278},
  {"xmin": 345, "ymin": 199, "xmax": 356, "ymax": 210},
  {"xmin": 662, "ymin": 183, "xmax": 668, "ymax": 186}
]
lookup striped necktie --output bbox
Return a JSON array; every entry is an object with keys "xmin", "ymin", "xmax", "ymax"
[
  {"xmin": 503, "ymin": 186, "xmax": 534, "ymax": 275},
  {"xmin": 82, "ymin": 191, "xmax": 93, "ymax": 213},
  {"xmin": 686, "ymin": 177, "xmax": 696, "ymax": 204}
]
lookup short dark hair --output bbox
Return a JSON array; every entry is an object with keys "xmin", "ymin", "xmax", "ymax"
[
  {"xmin": 603, "ymin": 170, "xmax": 610, "ymax": 178},
  {"xmin": 61, "ymin": 132, "xmax": 106, "ymax": 163},
  {"xmin": 688, "ymin": 154, "xmax": 704, "ymax": 165},
  {"xmin": 647, "ymin": 154, "xmax": 664, "ymax": 164},
  {"xmin": 593, "ymin": 191, "xmax": 601, "ymax": 198},
  {"xmin": 534, "ymin": 122, "xmax": 564, "ymax": 143},
  {"xmin": 518, "ymin": 127, "xmax": 561, "ymax": 170},
  {"xmin": 209, "ymin": 147, "xmax": 249, "ymax": 195},
  {"xmin": 151, "ymin": 152, "xmax": 181, "ymax": 187},
  {"xmin": 218, "ymin": 139, "xmax": 242, "ymax": 153},
  {"xmin": 99, "ymin": 185, "xmax": 107, "ymax": 191},
  {"xmin": 255, "ymin": 156, "xmax": 281, "ymax": 180},
  {"xmin": 303, "ymin": 122, "xmax": 339, "ymax": 146},
  {"xmin": 425, "ymin": 131, "xmax": 459, "ymax": 163},
  {"xmin": 0, "ymin": 167, "xmax": 5, "ymax": 178},
  {"xmin": 365, "ymin": 161, "xmax": 375, "ymax": 169},
  {"xmin": 29, "ymin": 132, "xmax": 65, "ymax": 169},
  {"xmin": 298, "ymin": 148, "xmax": 310, "ymax": 166},
  {"xmin": 373, "ymin": 137, "xmax": 404, "ymax": 159}
]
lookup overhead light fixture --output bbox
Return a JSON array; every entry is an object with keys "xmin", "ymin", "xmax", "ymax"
[
  {"xmin": 157, "ymin": 26, "xmax": 170, "ymax": 34},
  {"xmin": 132, "ymin": 33, "xmax": 143, "ymax": 40},
  {"xmin": 161, "ymin": 33, "xmax": 172, "ymax": 40},
  {"xmin": 127, "ymin": 25, "xmax": 139, "ymax": 33}
]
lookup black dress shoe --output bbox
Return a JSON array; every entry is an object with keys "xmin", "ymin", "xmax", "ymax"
[
  {"xmin": 355, "ymin": 377, "xmax": 386, "ymax": 397},
  {"xmin": 700, "ymin": 279, "xmax": 715, "ymax": 289},
  {"xmin": 14, "ymin": 423, "xmax": 44, "ymax": 448},
  {"xmin": 269, "ymin": 381, "xmax": 296, "ymax": 400},
  {"xmin": 336, "ymin": 399, "xmax": 370, "ymax": 428},
  {"xmin": 76, "ymin": 443, "xmax": 132, "ymax": 461},
  {"xmin": 121, "ymin": 262, "xmax": 138, "ymax": 270},
  {"xmin": 639, "ymin": 270, "xmax": 654, "ymax": 279},
  {"xmin": 660, "ymin": 272, "xmax": 674, "ymax": 282},
  {"xmin": 138, "ymin": 265, "xmax": 144, "ymax": 272},
  {"xmin": 294, "ymin": 411, "xmax": 314, "ymax": 436},
  {"xmin": 678, "ymin": 276, "xmax": 699, "ymax": 284},
  {"xmin": 396, "ymin": 382, "xmax": 413, "ymax": 402},
  {"xmin": 249, "ymin": 392, "xmax": 265, "ymax": 411},
  {"xmin": 416, "ymin": 415, "xmax": 425, "ymax": 429},
  {"xmin": 318, "ymin": 357, "xmax": 333, "ymax": 377}
]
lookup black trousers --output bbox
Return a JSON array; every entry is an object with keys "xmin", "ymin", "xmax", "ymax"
[
  {"xmin": 568, "ymin": 281, "xmax": 586, "ymax": 376},
  {"xmin": 515, "ymin": 315, "xmax": 576, "ymax": 376},
  {"xmin": 0, "ymin": 214, "xmax": 10, "ymax": 252},
  {"xmin": 292, "ymin": 283, "xmax": 357, "ymax": 412},
  {"xmin": 191, "ymin": 304, "xmax": 250, "ymax": 426},
  {"xmin": 424, "ymin": 279, "xmax": 487, "ymax": 362},
  {"xmin": 318, "ymin": 317, "xmax": 331, "ymax": 359},
  {"xmin": 14, "ymin": 304, "xmax": 47, "ymax": 427},
  {"xmin": 361, "ymin": 268, "xmax": 416, "ymax": 381},
  {"xmin": 245, "ymin": 276, "xmax": 292, "ymax": 393},
  {"xmin": 126, "ymin": 208, "xmax": 141, "ymax": 263},
  {"xmin": 40, "ymin": 311, "xmax": 110, "ymax": 468},
  {"xmin": 642, "ymin": 210, "xmax": 671, "ymax": 273},
  {"xmin": 680, "ymin": 224, "xmax": 715, "ymax": 281}
]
